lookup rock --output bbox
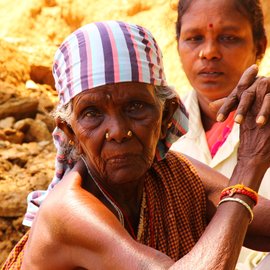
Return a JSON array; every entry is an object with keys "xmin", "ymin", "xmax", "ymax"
[
  {"xmin": 30, "ymin": 65, "xmax": 55, "ymax": 89},
  {"xmin": 25, "ymin": 79, "xmax": 39, "ymax": 90},
  {"xmin": 0, "ymin": 97, "xmax": 39, "ymax": 120},
  {"xmin": 0, "ymin": 117, "xmax": 15, "ymax": 129},
  {"xmin": 0, "ymin": 39, "xmax": 30, "ymax": 86},
  {"xmin": 0, "ymin": 158, "xmax": 12, "ymax": 171},
  {"xmin": 36, "ymin": 113, "xmax": 55, "ymax": 132},
  {"xmin": 14, "ymin": 118, "xmax": 51, "ymax": 142},
  {"xmin": 125, "ymin": 1, "xmax": 150, "ymax": 16},
  {"xmin": 0, "ymin": 189, "xmax": 29, "ymax": 217},
  {"xmin": 0, "ymin": 147, "xmax": 28, "ymax": 167},
  {"xmin": 0, "ymin": 128, "xmax": 24, "ymax": 144},
  {"xmin": 0, "ymin": 82, "xmax": 17, "ymax": 105}
]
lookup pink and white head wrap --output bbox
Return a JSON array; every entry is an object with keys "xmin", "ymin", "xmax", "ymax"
[
  {"xmin": 53, "ymin": 20, "xmax": 167, "ymax": 105},
  {"xmin": 23, "ymin": 21, "xmax": 188, "ymax": 227}
]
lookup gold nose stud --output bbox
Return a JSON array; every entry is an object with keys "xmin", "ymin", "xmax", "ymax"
[
  {"xmin": 199, "ymin": 50, "xmax": 204, "ymax": 58},
  {"xmin": 105, "ymin": 131, "xmax": 132, "ymax": 140}
]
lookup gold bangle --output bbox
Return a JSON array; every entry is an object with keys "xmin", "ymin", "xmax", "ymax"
[{"xmin": 218, "ymin": 197, "xmax": 254, "ymax": 224}]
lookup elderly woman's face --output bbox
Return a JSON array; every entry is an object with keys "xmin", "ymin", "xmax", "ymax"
[{"xmin": 70, "ymin": 82, "xmax": 163, "ymax": 185}]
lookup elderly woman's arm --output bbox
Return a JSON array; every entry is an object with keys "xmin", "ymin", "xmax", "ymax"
[
  {"xmin": 22, "ymin": 157, "xmax": 269, "ymax": 270},
  {"xmin": 22, "ymin": 161, "xmax": 174, "ymax": 270},
  {"xmin": 189, "ymin": 156, "xmax": 270, "ymax": 251}
]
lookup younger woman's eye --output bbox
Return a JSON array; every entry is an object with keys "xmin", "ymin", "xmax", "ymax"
[
  {"xmin": 219, "ymin": 35, "xmax": 238, "ymax": 42},
  {"xmin": 185, "ymin": 35, "xmax": 204, "ymax": 42}
]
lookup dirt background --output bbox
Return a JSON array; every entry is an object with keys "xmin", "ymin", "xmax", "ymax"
[{"xmin": 0, "ymin": 0, "xmax": 269, "ymax": 265}]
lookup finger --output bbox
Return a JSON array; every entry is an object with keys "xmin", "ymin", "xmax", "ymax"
[
  {"xmin": 234, "ymin": 64, "xmax": 259, "ymax": 93},
  {"xmin": 217, "ymin": 65, "xmax": 259, "ymax": 121},
  {"xmin": 256, "ymin": 93, "xmax": 270, "ymax": 126},
  {"xmin": 216, "ymin": 92, "xmax": 238, "ymax": 122},
  {"xmin": 209, "ymin": 98, "xmax": 227, "ymax": 113},
  {"xmin": 234, "ymin": 88, "xmax": 255, "ymax": 124}
]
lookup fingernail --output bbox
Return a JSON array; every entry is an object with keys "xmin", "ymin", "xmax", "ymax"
[
  {"xmin": 217, "ymin": 114, "xmax": 224, "ymax": 122},
  {"xmin": 256, "ymin": 115, "xmax": 266, "ymax": 125},
  {"xmin": 234, "ymin": 114, "xmax": 243, "ymax": 124},
  {"xmin": 251, "ymin": 64, "xmax": 258, "ymax": 71}
]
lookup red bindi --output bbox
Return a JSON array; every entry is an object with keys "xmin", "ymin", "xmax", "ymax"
[{"xmin": 208, "ymin": 23, "xmax": 213, "ymax": 28}]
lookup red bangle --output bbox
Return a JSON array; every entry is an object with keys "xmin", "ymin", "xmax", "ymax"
[{"xmin": 220, "ymin": 185, "xmax": 258, "ymax": 205}]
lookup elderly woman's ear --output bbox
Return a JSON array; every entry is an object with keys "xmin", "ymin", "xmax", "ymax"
[
  {"xmin": 55, "ymin": 118, "xmax": 75, "ymax": 139},
  {"xmin": 55, "ymin": 118, "xmax": 82, "ymax": 154},
  {"xmin": 160, "ymin": 98, "xmax": 178, "ymax": 139}
]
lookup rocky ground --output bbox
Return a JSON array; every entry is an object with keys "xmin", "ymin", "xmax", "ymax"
[{"xmin": 0, "ymin": 0, "xmax": 269, "ymax": 266}]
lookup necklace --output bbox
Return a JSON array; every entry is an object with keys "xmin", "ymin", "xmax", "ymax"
[{"xmin": 80, "ymin": 155, "xmax": 125, "ymax": 226}]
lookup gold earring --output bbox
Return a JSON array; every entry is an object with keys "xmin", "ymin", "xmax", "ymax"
[
  {"xmin": 105, "ymin": 132, "xmax": 109, "ymax": 140},
  {"xmin": 167, "ymin": 122, "xmax": 172, "ymax": 128},
  {"xmin": 127, "ymin": 130, "xmax": 133, "ymax": 137},
  {"xmin": 69, "ymin": 140, "xmax": 74, "ymax": 146}
]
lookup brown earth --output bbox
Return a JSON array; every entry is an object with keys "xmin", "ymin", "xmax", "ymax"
[{"xmin": 0, "ymin": 0, "xmax": 270, "ymax": 266}]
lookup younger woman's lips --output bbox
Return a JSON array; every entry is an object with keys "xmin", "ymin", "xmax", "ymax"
[
  {"xmin": 198, "ymin": 71, "xmax": 224, "ymax": 80},
  {"xmin": 199, "ymin": 71, "xmax": 223, "ymax": 75}
]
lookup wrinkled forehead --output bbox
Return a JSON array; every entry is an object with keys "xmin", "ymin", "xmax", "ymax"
[
  {"xmin": 72, "ymin": 82, "xmax": 158, "ymax": 106},
  {"xmin": 52, "ymin": 21, "xmax": 167, "ymax": 106}
]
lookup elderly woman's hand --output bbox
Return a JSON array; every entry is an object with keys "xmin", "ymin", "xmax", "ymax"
[{"xmin": 213, "ymin": 65, "xmax": 270, "ymax": 189}]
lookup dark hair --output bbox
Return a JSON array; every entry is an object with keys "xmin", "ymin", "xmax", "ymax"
[{"xmin": 176, "ymin": 0, "xmax": 267, "ymax": 60}]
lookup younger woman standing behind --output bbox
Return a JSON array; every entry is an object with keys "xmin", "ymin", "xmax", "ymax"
[{"xmin": 171, "ymin": 0, "xmax": 270, "ymax": 268}]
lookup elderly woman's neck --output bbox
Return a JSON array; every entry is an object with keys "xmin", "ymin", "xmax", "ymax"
[{"xmin": 83, "ymin": 174, "xmax": 144, "ymax": 236}]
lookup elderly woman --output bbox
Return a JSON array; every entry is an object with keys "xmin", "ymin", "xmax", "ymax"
[{"xmin": 2, "ymin": 21, "xmax": 270, "ymax": 270}]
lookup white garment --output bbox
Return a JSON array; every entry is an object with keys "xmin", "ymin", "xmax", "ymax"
[{"xmin": 171, "ymin": 90, "xmax": 270, "ymax": 270}]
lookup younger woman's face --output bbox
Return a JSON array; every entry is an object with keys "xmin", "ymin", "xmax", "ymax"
[{"xmin": 178, "ymin": 0, "xmax": 260, "ymax": 102}]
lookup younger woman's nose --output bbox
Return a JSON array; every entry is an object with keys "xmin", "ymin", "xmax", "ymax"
[{"xmin": 199, "ymin": 40, "xmax": 222, "ymax": 60}]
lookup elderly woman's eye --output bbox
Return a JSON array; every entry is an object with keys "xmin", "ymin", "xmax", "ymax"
[
  {"xmin": 83, "ymin": 108, "xmax": 102, "ymax": 118},
  {"xmin": 128, "ymin": 102, "xmax": 144, "ymax": 112}
]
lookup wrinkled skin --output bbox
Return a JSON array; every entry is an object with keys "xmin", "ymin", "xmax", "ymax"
[
  {"xmin": 69, "ymin": 82, "xmax": 163, "ymax": 186},
  {"xmin": 216, "ymin": 65, "xmax": 270, "ymax": 190},
  {"xmin": 58, "ymin": 82, "xmax": 176, "ymax": 235}
]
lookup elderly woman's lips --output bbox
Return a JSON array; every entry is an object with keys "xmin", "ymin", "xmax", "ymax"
[{"xmin": 106, "ymin": 154, "xmax": 136, "ymax": 164}]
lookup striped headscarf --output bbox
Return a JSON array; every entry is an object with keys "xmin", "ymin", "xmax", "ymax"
[
  {"xmin": 23, "ymin": 21, "xmax": 189, "ymax": 227},
  {"xmin": 53, "ymin": 21, "xmax": 167, "ymax": 105}
]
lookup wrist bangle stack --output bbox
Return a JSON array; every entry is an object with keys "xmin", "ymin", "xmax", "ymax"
[
  {"xmin": 220, "ymin": 184, "xmax": 258, "ymax": 205},
  {"xmin": 218, "ymin": 197, "xmax": 254, "ymax": 224}
]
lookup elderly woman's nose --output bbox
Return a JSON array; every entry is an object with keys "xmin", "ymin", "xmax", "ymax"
[
  {"xmin": 199, "ymin": 40, "xmax": 221, "ymax": 60},
  {"xmin": 106, "ymin": 116, "xmax": 131, "ymax": 143}
]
